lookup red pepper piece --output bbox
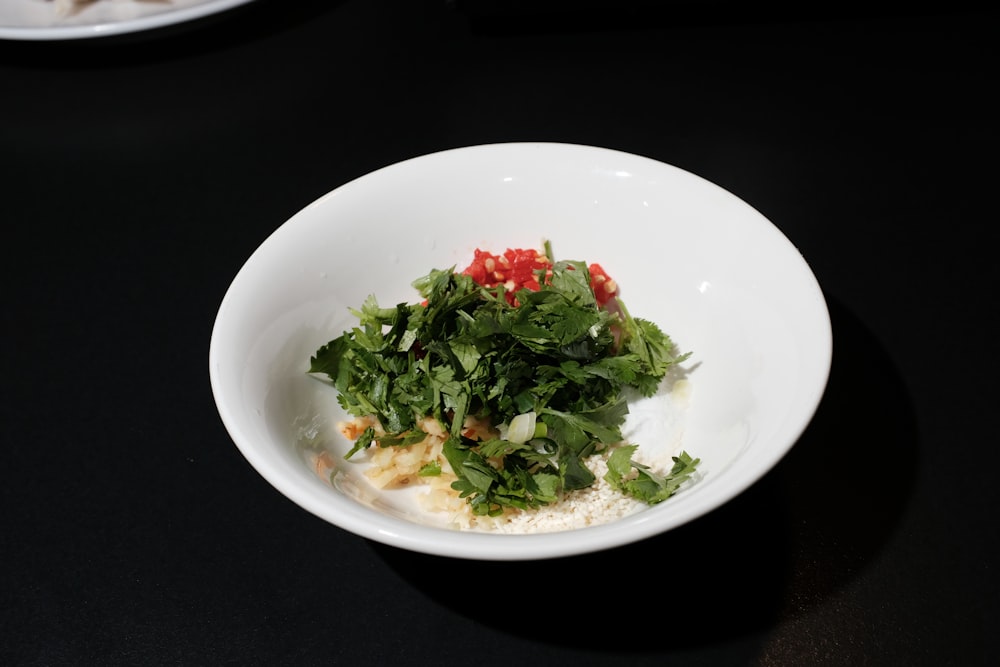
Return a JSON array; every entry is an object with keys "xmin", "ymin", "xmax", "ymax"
[{"xmin": 588, "ymin": 262, "xmax": 618, "ymax": 307}]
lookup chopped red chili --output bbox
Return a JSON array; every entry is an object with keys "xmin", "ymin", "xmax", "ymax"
[{"xmin": 460, "ymin": 247, "xmax": 618, "ymax": 307}]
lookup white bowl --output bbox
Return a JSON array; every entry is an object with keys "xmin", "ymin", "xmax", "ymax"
[{"xmin": 209, "ymin": 142, "xmax": 832, "ymax": 560}]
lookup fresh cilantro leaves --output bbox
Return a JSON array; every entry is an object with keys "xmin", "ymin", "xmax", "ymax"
[
  {"xmin": 605, "ymin": 446, "xmax": 701, "ymax": 505},
  {"xmin": 309, "ymin": 252, "xmax": 697, "ymax": 513}
]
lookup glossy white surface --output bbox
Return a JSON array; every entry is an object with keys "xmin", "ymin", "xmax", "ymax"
[
  {"xmin": 209, "ymin": 143, "xmax": 832, "ymax": 560},
  {"xmin": 0, "ymin": 0, "xmax": 254, "ymax": 40}
]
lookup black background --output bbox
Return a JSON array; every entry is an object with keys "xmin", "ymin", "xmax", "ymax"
[{"xmin": 2, "ymin": 1, "xmax": 996, "ymax": 665}]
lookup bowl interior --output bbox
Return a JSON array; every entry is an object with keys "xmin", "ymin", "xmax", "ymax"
[{"xmin": 209, "ymin": 143, "xmax": 831, "ymax": 560}]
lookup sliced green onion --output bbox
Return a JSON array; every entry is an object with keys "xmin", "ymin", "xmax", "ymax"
[{"xmin": 507, "ymin": 411, "xmax": 537, "ymax": 444}]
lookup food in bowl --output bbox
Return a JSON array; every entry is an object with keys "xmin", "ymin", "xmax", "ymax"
[
  {"xmin": 209, "ymin": 142, "xmax": 833, "ymax": 560},
  {"xmin": 305, "ymin": 241, "xmax": 700, "ymax": 532}
]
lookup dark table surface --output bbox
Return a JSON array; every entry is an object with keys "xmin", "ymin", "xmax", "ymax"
[{"xmin": 2, "ymin": 1, "xmax": 996, "ymax": 665}]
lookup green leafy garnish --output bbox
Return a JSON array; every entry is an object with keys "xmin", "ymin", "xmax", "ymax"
[
  {"xmin": 309, "ymin": 246, "xmax": 697, "ymax": 511},
  {"xmin": 605, "ymin": 445, "xmax": 701, "ymax": 504},
  {"xmin": 417, "ymin": 460, "xmax": 442, "ymax": 477}
]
